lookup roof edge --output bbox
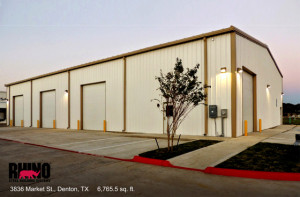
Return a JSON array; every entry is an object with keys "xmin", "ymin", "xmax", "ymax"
[{"xmin": 232, "ymin": 26, "xmax": 283, "ymax": 78}]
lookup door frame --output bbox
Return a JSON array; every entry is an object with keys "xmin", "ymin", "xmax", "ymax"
[
  {"xmin": 242, "ymin": 66, "xmax": 257, "ymax": 133},
  {"xmin": 40, "ymin": 89, "xmax": 56, "ymax": 128},
  {"xmin": 13, "ymin": 94, "xmax": 23, "ymax": 126},
  {"xmin": 80, "ymin": 81, "xmax": 106, "ymax": 130}
]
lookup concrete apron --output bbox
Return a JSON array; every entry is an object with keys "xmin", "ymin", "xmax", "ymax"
[
  {"xmin": 168, "ymin": 125, "xmax": 297, "ymax": 170},
  {"xmin": 263, "ymin": 126, "xmax": 300, "ymax": 145}
]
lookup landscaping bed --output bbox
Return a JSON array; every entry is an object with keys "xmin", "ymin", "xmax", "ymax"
[
  {"xmin": 283, "ymin": 118, "xmax": 300, "ymax": 125},
  {"xmin": 139, "ymin": 140, "xmax": 220, "ymax": 160},
  {"xmin": 216, "ymin": 142, "xmax": 300, "ymax": 173}
]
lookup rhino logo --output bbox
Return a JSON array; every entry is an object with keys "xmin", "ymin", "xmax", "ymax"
[
  {"xmin": 19, "ymin": 170, "xmax": 40, "ymax": 179},
  {"xmin": 9, "ymin": 163, "xmax": 50, "ymax": 182}
]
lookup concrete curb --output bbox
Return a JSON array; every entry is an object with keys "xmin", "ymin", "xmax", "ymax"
[{"xmin": 1, "ymin": 138, "xmax": 299, "ymax": 182}]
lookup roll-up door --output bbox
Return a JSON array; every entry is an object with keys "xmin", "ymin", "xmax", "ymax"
[
  {"xmin": 14, "ymin": 96, "xmax": 24, "ymax": 126},
  {"xmin": 243, "ymin": 72, "xmax": 253, "ymax": 134},
  {"xmin": 42, "ymin": 91, "xmax": 56, "ymax": 128},
  {"xmin": 83, "ymin": 83, "xmax": 106, "ymax": 130}
]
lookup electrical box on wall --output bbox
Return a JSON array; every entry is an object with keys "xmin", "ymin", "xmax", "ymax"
[
  {"xmin": 221, "ymin": 109, "xmax": 227, "ymax": 118},
  {"xmin": 166, "ymin": 105, "xmax": 173, "ymax": 117},
  {"xmin": 209, "ymin": 105, "xmax": 217, "ymax": 118}
]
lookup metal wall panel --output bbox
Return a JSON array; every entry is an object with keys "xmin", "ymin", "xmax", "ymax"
[
  {"xmin": 9, "ymin": 82, "xmax": 31, "ymax": 127},
  {"xmin": 42, "ymin": 91, "xmax": 56, "ymax": 128},
  {"xmin": 14, "ymin": 96, "xmax": 24, "ymax": 126},
  {"xmin": 207, "ymin": 34, "xmax": 232, "ymax": 137},
  {"xmin": 236, "ymin": 35, "xmax": 283, "ymax": 135},
  {"xmin": 70, "ymin": 59, "xmax": 123, "ymax": 131},
  {"xmin": 32, "ymin": 72, "xmax": 68, "ymax": 128},
  {"xmin": 83, "ymin": 83, "xmax": 106, "ymax": 130},
  {"xmin": 126, "ymin": 40, "xmax": 205, "ymax": 135}
]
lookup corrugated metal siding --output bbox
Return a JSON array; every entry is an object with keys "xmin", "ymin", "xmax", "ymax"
[
  {"xmin": 207, "ymin": 34, "xmax": 232, "ymax": 137},
  {"xmin": 70, "ymin": 59, "xmax": 124, "ymax": 131},
  {"xmin": 9, "ymin": 82, "xmax": 31, "ymax": 127},
  {"xmin": 126, "ymin": 40, "xmax": 205, "ymax": 135},
  {"xmin": 236, "ymin": 35, "xmax": 282, "ymax": 134},
  {"xmin": 32, "ymin": 72, "xmax": 68, "ymax": 128}
]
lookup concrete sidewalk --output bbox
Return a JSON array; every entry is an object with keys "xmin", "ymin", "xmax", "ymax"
[
  {"xmin": 168, "ymin": 125, "xmax": 296, "ymax": 169},
  {"xmin": 263, "ymin": 125, "xmax": 300, "ymax": 145}
]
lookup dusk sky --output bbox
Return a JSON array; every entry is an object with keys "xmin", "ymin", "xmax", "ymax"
[{"xmin": 0, "ymin": 0, "xmax": 299, "ymax": 104}]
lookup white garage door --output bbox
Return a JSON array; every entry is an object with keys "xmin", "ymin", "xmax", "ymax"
[
  {"xmin": 42, "ymin": 91, "xmax": 56, "ymax": 128},
  {"xmin": 243, "ymin": 72, "xmax": 253, "ymax": 134},
  {"xmin": 83, "ymin": 83, "xmax": 106, "ymax": 130},
  {"xmin": 14, "ymin": 96, "xmax": 24, "ymax": 127}
]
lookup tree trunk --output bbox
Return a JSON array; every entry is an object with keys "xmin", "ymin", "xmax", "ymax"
[
  {"xmin": 171, "ymin": 133, "xmax": 174, "ymax": 152},
  {"xmin": 171, "ymin": 124, "xmax": 176, "ymax": 152},
  {"xmin": 167, "ymin": 117, "xmax": 170, "ymax": 151}
]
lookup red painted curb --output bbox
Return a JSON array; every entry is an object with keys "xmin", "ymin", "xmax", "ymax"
[
  {"xmin": 204, "ymin": 167, "xmax": 300, "ymax": 181},
  {"xmin": 1, "ymin": 138, "xmax": 299, "ymax": 181},
  {"xmin": 131, "ymin": 156, "xmax": 173, "ymax": 167},
  {"xmin": 131, "ymin": 156, "xmax": 205, "ymax": 172}
]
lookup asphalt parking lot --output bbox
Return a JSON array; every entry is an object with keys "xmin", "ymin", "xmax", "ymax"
[
  {"xmin": 0, "ymin": 127, "xmax": 192, "ymax": 159},
  {"xmin": 1, "ymin": 139, "xmax": 299, "ymax": 197}
]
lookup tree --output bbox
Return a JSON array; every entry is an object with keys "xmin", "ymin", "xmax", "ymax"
[{"xmin": 154, "ymin": 58, "xmax": 206, "ymax": 151}]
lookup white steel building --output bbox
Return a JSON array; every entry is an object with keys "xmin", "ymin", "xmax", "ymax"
[{"xmin": 5, "ymin": 26, "xmax": 283, "ymax": 137}]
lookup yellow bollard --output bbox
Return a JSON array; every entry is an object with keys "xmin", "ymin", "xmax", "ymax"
[
  {"xmin": 53, "ymin": 120, "xmax": 56, "ymax": 129},
  {"xmin": 259, "ymin": 119, "xmax": 262, "ymax": 133},
  {"xmin": 10, "ymin": 120, "xmax": 13, "ymax": 127},
  {"xmin": 244, "ymin": 120, "xmax": 248, "ymax": 136},
  {"xmin": 77, "ymin": 120, "xmax": 80, "ymax": 130},
  {"xmin": 37, "ymin": 120, "xmax": 40, "ymax": 128},
  {"xmin": 21, "ymin": 120, "xmax": 24, "ymax": 127},
  {"xmin": 103, "ymin": 120, "xmax": 106, "ymax": 132}
]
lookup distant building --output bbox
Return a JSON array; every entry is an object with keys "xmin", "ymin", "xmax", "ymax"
[{"xmin": 0, "ymin": 91, "xmax": 7, "ymax": 124}]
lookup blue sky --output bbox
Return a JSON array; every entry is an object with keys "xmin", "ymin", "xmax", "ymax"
[{"xmin": 0, "ymin": 0, "xmax": 299, "ymax": 104}]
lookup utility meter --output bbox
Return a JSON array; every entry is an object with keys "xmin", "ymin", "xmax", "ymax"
[
  {"xmin": 209, "ymin": 105, "xmax": 217, "ymax": 118},
  {"xmin": 221, "ymin": 109, "xmax": 228, "ymax": 118}
]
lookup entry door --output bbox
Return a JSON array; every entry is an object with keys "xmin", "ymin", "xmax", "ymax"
[
  {"xmin": 243, "ymin": 72, "xmax": 253, "ymax": 134},
  {"xmin": 83, "ymin": 83, "xmax": 106, "ymax": 130},
  {"xmin": 42, "ymin": 91, "xmax": 56, "ymax": 128},
  {"xmin": 14, "ymin": 96, "xmax": 24, "ymax": 126}
]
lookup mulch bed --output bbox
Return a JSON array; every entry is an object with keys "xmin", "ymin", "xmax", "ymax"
[
  {"xmin": 139, "ymin": 139, "xmax": 220, "ymax": 160},
  {"xmin": 216, "ymin": 142, "xmax": 300, "ymax": 172}
]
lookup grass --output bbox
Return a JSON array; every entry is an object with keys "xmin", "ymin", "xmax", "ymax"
[
  {"xmin": 216, "ymin": 143, "xmax": 300, "ymax": 173},
  {"xmin": 283, "ymin": 118, "xmax": 300, "ymax": 125},
  {"xmin": 139, "ymin": 140, "xmax": 220, "ymax": 160}
]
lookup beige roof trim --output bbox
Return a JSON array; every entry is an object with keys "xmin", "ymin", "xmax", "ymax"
[{"xmin": 5, "ymin": 26, "xmax": 282, "ymax": 86}]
